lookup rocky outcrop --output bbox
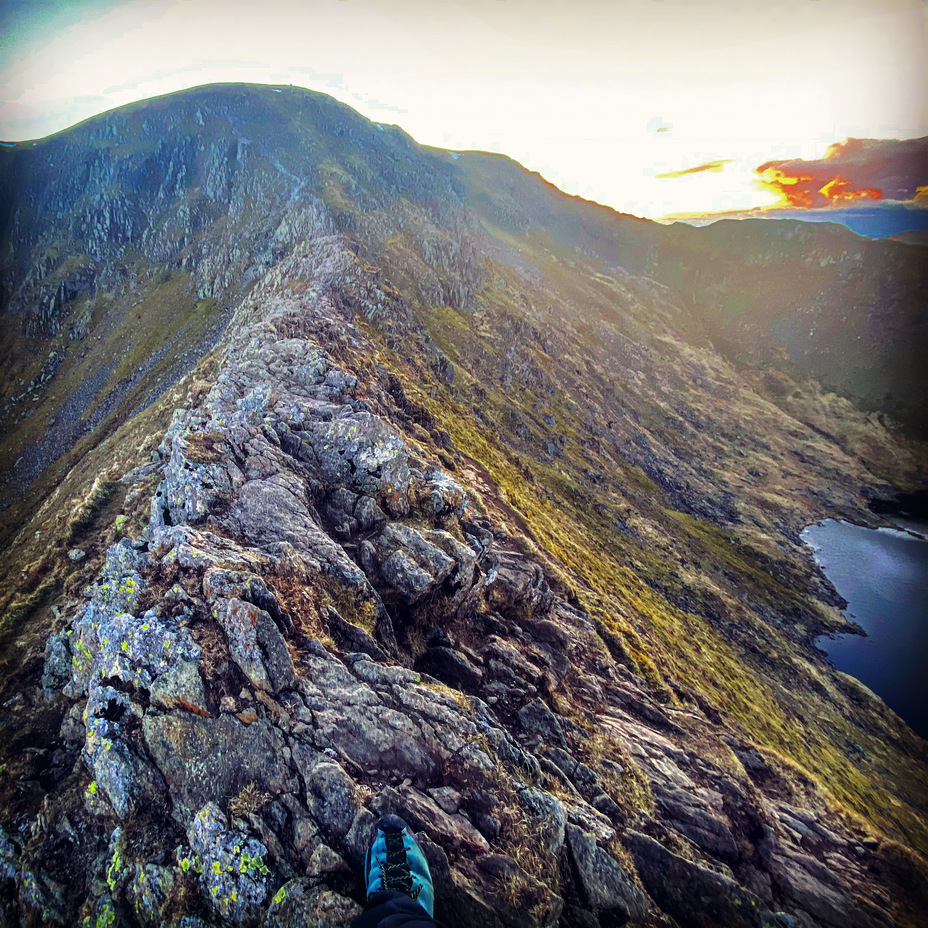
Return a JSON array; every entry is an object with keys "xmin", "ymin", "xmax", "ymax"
[{"xmin": 0, "ymin": 240, "xmax": 904, "ymax": 928}]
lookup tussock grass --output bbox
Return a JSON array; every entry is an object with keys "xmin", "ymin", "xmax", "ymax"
[
  {"xmin": 228, "ymin": 782, "xmax": 269, "ymax": 818},
  {"xmin": 264, "ymin": 573, "xmax": 336, "ymax": 652},
  {"xmin": 65, "ymin": 476, "xmax": 121, "ymax": 544},
  {"xmin": 464, "ymin": 731, "xmax": 560, "ymax": 924},
  {"xmin": 183, "ymin": 431, "xmax": 227, "ymax": 465}
]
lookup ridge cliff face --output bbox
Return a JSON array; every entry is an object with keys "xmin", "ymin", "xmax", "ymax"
[{"xmin": 0, "ymin": 85, "xmax": 926, "ymax": 928}]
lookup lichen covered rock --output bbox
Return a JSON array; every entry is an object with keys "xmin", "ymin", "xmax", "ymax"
[{"xmin": 185, "ymin": 802, "xmax": 270, "ymax": 922}]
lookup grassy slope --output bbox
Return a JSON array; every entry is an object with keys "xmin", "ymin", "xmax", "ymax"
[
  {"xmin": 387, "ymin": 326, "xmax": 928, "ymax": 857},
  {"xmin": 0, "ymin": 271, "xmax": 217, "ymax": 496},
  {"xmin": 340, "ymin": 133, "xmax": 928, "ymax": 858},
  {"xmin": 351, "ymin": 206, "xmax": 928, "ymax": 861}
]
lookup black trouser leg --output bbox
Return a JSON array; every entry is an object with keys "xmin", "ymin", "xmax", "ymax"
[{"xmin": 351, "ymin": 890, "xmax": 448, "ymax": 928}]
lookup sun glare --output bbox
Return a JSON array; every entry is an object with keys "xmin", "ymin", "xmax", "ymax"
[{"xmin": 0, "ymin": 0, "xmax": 924, "ymax": 218}]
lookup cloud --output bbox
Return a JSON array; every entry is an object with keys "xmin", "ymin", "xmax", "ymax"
[
  {"xmin": 661, "ymin": 193, "xmax": 928, "ymax": 240},
  {"xmin": 755, "ymin": 136, "xmax": 928, "ymax": 208},
  {"xmin": 656, "ymin": 159, "xmax": 734, "ymax": 179},
  {"xmin": 647, "ymin": 116, "xmax": 672, "ymax": 135}
]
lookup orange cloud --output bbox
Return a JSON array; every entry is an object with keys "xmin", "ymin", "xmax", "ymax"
[
  {"xmin": 656, "ymin": 159, "xmax": 733, "ymax": 179},
  {"xmin": 755, "ymin": 136, "xmax": 927, "ymax": 209},
  {"xmin": 818, "ymin": 177, "xmax": 880, "ymax": 203}
]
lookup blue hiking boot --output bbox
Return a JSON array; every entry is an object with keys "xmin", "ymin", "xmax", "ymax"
[{"xmin": 364, "ymin": 814, "xmax": 435, "ymax": 916}]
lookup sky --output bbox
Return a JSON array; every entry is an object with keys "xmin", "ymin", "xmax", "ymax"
[{"xmin": 0, "ymin": 0, "xmax": 926, "ymax": 219}]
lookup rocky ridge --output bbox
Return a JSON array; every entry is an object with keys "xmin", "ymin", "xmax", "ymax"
[{"xmin": 0, "ymin": 236, "xmax": 917, "ymax": 928}]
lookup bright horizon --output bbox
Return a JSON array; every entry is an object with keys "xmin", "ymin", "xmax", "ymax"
[{"xmin": 1, "ymin": 0, "xmax": 926, "ymax": 219}]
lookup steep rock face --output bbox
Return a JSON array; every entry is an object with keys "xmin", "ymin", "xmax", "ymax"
[
  {"xmin": 0, "ymin": 85, "xmax": 468, "ymax": 334},
  {"xmin": 0, "ymin": 237, "xmax": 913, "ymax": 928}
]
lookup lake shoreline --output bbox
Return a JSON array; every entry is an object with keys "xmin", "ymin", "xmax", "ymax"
[{"xmin": 802, "ymin": 516, "xmax": 928, "ymax": 740}]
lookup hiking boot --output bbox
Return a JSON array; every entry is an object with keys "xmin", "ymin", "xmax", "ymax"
[{"xmin": 364, "ymin": 814, "xmax": 435, "ymax": 916}]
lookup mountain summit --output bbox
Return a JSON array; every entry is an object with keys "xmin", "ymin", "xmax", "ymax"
[{"xmin": 0, "ymin": 84, "xmax": 926, "ymax": 928}]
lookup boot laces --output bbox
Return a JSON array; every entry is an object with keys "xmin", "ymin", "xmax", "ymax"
[{"xmin": 381, "ymin": 830, "xmax": 419, "ymax": 900}]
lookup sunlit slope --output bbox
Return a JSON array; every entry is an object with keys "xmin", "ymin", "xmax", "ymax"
[{"xmin": 443, "ymin": 152, "xmax": 928, "ymax": 435}]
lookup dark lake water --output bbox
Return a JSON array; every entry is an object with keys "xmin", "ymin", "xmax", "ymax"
[{"xmin": 801, "ymin": 518, "xmax": 928, "ymax": 740}]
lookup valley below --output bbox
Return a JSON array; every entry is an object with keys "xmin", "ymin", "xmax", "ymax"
[{"xmin": 0, "ymin": 84, "xmax": 926, "ymax": 928}]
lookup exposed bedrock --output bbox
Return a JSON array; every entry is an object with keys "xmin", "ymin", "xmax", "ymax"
[{"xmin": 3, "ymin": 280, "xmax": 901, "ymax": 928}]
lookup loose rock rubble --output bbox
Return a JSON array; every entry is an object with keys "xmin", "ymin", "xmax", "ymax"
[{"xmin": 0, "ymin": 253, "xmax": 904, "ymax": 928}]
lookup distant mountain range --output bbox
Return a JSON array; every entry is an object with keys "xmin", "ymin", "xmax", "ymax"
[{"xmin": 667, "ymin": 202, "xmax": 928, "ymax": 240}]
